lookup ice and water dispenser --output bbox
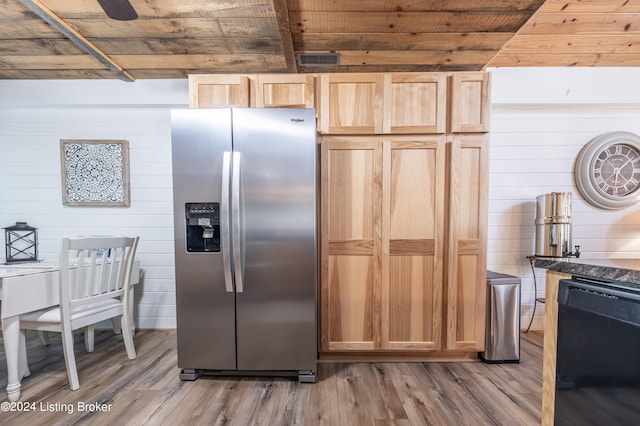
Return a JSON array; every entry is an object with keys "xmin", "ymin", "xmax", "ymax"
[{"xmin": 185, "ymin": 202, "xmax": 220, "ymax": 252}]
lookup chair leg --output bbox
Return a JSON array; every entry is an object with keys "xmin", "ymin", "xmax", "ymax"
[
  {"xmin": 120, "ymin": 314, "xmax": 136, "ymax": 360},
  {"xmin": 111, "ymin": 317, "xmax": 121, "ymax": 335},
  {"xmin": 84, "ymin": 325, "xmax": 94, "ymax": 352},
  {"xmin": 38, "ymin": 331, "xmax": 50, "ymax": 346},
  {"xmin": 18, "ymin": 330, "xmax": 31, "ymax": 378},
  {"xmin": 61, "ymin": 327, "xmax": 80, "ymax": 390}
]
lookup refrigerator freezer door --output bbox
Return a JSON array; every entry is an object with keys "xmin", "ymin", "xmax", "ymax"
[
  {"xmin": 231, "ymin": 108, "xmax": 318, "ymax": 372},
  {"xmin": 171, "ymin": 109, "xmax": 236, "ymax": 371}
]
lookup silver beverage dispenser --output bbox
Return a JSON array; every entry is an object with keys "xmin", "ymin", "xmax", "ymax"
[{"xmin": 535, "ymin": 192, "xmax": 580, "ymax": 258}]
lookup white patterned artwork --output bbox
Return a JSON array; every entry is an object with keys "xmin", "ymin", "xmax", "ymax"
[{"xmin": 60, "ymin": 140, "xmax": 130, "ymax": 207}]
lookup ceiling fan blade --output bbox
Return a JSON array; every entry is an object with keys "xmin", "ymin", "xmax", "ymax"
[{"xmin": 97, "ymin": 0, "xmax": 138, "ymax": 21}]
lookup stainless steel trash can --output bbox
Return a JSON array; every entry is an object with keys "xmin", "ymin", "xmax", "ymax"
[{"xmin": 480, "ymin": 271, "xmax": 520, "ymax": 363}]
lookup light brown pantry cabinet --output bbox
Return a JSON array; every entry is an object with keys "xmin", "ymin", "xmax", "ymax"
[
  {"xmin": 445, "ymin": 134, "xmax": 489, "ymax": 351},
  {"xmin": 187, "ymin": 71, "xmax": 491, "ymax": 358},
  {"xmin": 320, "ymin": 136, "xmax": 445, "ymax": 352},
  {"xmin": 383, "ymin": 137, "xmax": 446, "ymax": 351},
  {"xmin": 320, "ymin": 137, "xmax": 381, "ymax": 351}
]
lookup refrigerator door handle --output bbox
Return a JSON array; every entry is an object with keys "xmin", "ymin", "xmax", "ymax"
[
  {"xmin": 232, "ymin": 152, "xmax": 244, "ymax": 293},
  {"xmin": 221, "ymin": 152, "xmax": 234, "ymax": 293}
]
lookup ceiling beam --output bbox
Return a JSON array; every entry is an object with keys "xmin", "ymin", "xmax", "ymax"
[
  {"xmin": 17, "ymin": 0, "xmax": 135, "ymax": 82},
  {"xmin": 272, "ymin": 0, "xmax": 297, "ymax": 72}
]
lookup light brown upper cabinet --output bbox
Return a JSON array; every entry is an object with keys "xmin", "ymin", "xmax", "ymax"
[
  {"xmin": 252, "ymin": 74, "xmax": 315, "ymax": 108},
  {"xmin": 383, "ymin": 73, "xmax": 447, "ymax": 134},
  {"xmin": 445, "ymin": 134, "xmax": 489, "ymax": 351},
  {"xmin": 318, "ymin": 73, "xmax": 384, "ymax": 134},
  {"xmin": 188, "ymin": 74, "xmax": 250, "ymax": 108},
  {"xmin": 188, "ymin": 71, "xmax": 490, "ymax": 133},
  {"xmin": 319, "ymin": 72, "xmax": 491, "ymax": 135},
  {"xmin": 450, "ymin": 72, "xmax": 491, "ymax": 133}
]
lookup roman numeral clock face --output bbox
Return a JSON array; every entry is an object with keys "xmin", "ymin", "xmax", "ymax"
[
  {"xmin": 593, "ymin": 144, "xmax": 640, "ymax": 196},
  {"xmin": 575, "ymin": 132, "xmax": 640, "ymax": 209}
]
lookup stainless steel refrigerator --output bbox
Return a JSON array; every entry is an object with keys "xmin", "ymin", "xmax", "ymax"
[{"xmin": 171, "ymin": 108, "xmax": 317, "ymax": 383}]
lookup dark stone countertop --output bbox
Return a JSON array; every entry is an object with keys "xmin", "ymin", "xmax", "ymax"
[{"xmin": 532, "ymin": 257, "xmax": 640, "ymax": 291}]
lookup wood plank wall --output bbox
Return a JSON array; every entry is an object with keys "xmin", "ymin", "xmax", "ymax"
[
  {"xmin": 0, "ymin": 102, "xmax": 178, "ymax": 329},
  {"xmin": 3, "ymin": 70, "xmax": 640, "ymax": 330},
  {"xmin": 488, "ymin": 69, "xmax": 640, "ymax": 329}
]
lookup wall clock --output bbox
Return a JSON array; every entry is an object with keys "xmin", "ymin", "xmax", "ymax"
[{"xmin": 574, "ymin": 131, "xmax": 640, "ymax": 210}]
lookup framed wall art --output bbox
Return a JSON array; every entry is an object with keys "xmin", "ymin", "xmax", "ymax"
[{"xmin": 60, "ymin": 139, "xmax": 130, "ymax": 207}]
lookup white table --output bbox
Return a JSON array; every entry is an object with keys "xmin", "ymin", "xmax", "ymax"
[{"xmin": 0, "ymin": 261, "xmax": 140, "ymax": 401}]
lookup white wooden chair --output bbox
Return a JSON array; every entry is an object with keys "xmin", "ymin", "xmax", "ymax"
[{"xmin": 19, "ymin": 236, "xmax": 139, "ymax": 390}]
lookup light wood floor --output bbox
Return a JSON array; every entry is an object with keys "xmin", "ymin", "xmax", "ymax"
[{"xmin": 0, "ymin": 330, "xmax": 543, "ymax": 425}]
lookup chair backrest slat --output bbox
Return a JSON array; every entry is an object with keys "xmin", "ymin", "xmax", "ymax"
[
  {"xmin": 109, "ymin": 247, "xmax": 125, "ymax": 293},
  {"xmin": 59, "ymin": 236, "xmax": 139, "ymax": 317}
]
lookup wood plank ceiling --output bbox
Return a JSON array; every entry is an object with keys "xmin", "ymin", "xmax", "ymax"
[{"xmin": 0, "ymin": 0, "xmax": 638, "ymax": 81}]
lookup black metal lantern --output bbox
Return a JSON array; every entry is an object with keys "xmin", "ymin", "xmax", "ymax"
[{"xmin": 4, "ymin": 222, "xmax": 38, "ymax": 264}]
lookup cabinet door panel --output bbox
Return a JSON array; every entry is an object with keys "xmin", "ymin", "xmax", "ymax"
[
  {"xmin": 388, "ymin": 255, "xmax": 439, "ymax": 350},
  {"xmin": 446, "ymin": 135, "xmax": 489, "ymax": 351},
  {"xmin": 383, "ymin": 73, "xmax": 447, "ymax": 134},
  {"xmin": 326, "ymin": 255, "xmax": 375, "ymax": 351},
  {"xmin": 326, "ymin": 148, "xmax": 376, "ymax": 240},
  {"xmin": 382, "ymin": 137, "xmax": 445, "ymax": 350},
  {"xmin": 457, "ymin": 147, "xmax": 482, "ymax": 238},
  {"xmin": 188, "ymin": 75, "xmax": 249, "ymax": 108},
  {"xmin": 454, "ymin": 254, "xmax": 482, "ymax": 347},
  {"xmin": 450, "ymin": 72, "xmax": 491, "ymax": 133},
  {"xmin": 254, "ymin": 74, "xmax": 315, "ymax": 108},
  {"xmin": 321, "ymin": 138, "xmax": 382, "ymax": 352},
  {"xmin": 389, "ymin": 146, "xmax": 438, "ymax": 238},
  {"xmin": 319, "ymin": 74, "xmax": 384, "ymax": 134}
]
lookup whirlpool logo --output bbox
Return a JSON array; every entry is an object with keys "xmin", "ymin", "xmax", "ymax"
[{"xmin": 290, "ymin": 118, "xmax": 305, "ymax": 123}]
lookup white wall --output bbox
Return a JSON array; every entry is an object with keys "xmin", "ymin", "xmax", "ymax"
[
  {"xmin": 488, "ymin": 67, "xmax": 640, "ymax": 329},
  {"xmin": 0, "ymin": 79, "xmax": 188, "ymax": 329},
  {"xmin": 2, "ymin": 69, "xmax": 640, "ymax": 330}
]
